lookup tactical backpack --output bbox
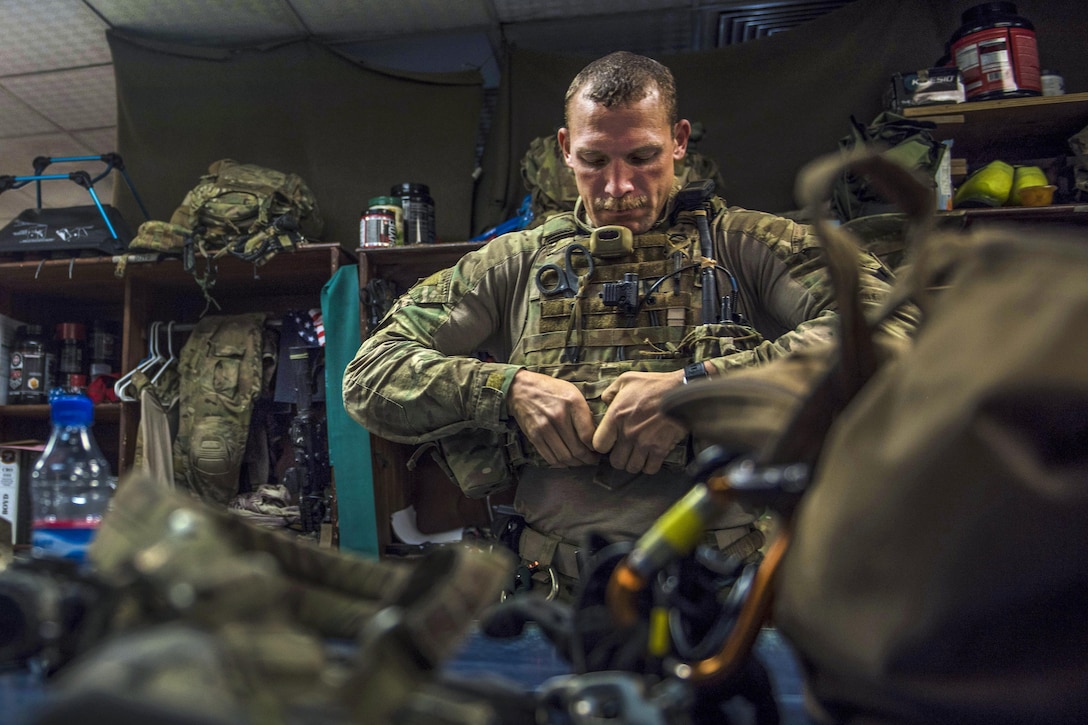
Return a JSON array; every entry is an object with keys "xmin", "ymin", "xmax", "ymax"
[
  {"xmin": 830, "ymin": 112, "xmax": 946, "ymax": 223},
  {"xmin": 1069, "ymin": 122, "xmax": 1088, "ymax": 198},
  {"xmin": 121, "ymin": 159, "xmax": 324, "ymax": 310},
  {"xmin": 654, "ymin": 150, "xmax": 1087, "ymax": 725},
  {"xmin": 172, "ymin": 313, "xmax": 275, "ymax": 505}
]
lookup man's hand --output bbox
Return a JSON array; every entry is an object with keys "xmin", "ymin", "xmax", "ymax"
[
  {"xmin": 507, "ymin": 369, "xmax": 599, "ymax": 467},
  {"xmin": 592, "ymin": 370, "xmax": 688, "ymax": 474}
]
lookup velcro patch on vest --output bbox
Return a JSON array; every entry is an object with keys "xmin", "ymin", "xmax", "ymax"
[{"xmin": 409, "ymin": 269, "xmax": 453, "ymax": 304}]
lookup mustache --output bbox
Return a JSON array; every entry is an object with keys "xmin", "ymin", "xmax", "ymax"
[{"xmin": 592, "ymin": 195, "xmax": 649, "ymax": 212}]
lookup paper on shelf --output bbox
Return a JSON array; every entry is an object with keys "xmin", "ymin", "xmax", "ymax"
[{"xmin": 390, "ymin": 505, "xmax": 464, "ymax": 545}]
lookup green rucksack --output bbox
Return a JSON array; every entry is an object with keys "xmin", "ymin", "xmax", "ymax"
[
  {"xmin": 1069, "ymin": 122, "xmax": 1088, "ymax": 197},
  {"xmin": 172, "ymin": 313, "xmax": 274, "ymax": 506},
  {"xmin": 830, "ymin": 112, "xmax": 946, "ymax": 223},
  {"xmin": 121, "ymin": 159, "xmax": 325, "ymax": 311}
]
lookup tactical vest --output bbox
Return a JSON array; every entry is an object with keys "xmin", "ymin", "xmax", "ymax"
[
  {"xmin": 509, "ymin": 204, "xmax": 766, "ymax": 470},
  {"xmin": 434, "ymin": 201, "xmax": 773, "ymax": 498}
]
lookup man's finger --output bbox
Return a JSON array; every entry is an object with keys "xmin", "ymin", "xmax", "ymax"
[{"xmin": 591, "ymin": 414, "xmax": 617, "ymax": 454}]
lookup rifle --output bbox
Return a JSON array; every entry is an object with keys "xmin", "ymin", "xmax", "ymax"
[{"xmin": 283, "ymin": 345, "xmax": 331, "ymax": 534}]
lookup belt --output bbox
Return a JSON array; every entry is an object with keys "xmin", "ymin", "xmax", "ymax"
[
  {"xmin": 517, "ymin": 523, "xmax": 765, "ymax": 582},
  {"xmin": 517, "ymin": 526, "xmax": 584, "ymax": 580}
]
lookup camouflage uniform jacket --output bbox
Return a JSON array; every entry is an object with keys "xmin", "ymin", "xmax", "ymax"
[{"xmin": 342, "ymin": 191, "xmax": 913, "ymax": 543}]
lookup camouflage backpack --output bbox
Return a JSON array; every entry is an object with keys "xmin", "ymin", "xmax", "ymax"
[
  {"xmin": 121, "ymin": 159, "xmax": 325, "ymax": 310},
  {"xmin": 830, "ymin": 112, "xmax": 946, "ymax": 223},
  {"xmin": 1069, "ymin": 122, "xmax": 1088, "ymax": 197},
  {"xmin": 172, "ymin": 312, "xmax": 275, "ymax": 506}
]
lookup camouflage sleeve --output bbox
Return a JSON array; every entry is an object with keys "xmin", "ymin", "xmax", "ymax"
[
  {"xmin": 342, "ymin": 233, "xmax": 539, "ymax": 444},
  {"xmin": 704, "ymin": 207, "xmax": 918, "ymax": 375}
]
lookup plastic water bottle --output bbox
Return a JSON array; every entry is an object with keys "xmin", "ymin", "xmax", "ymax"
[{"xmin": 30, "ymin": 393, "xmax": 116, "ymax": 563}]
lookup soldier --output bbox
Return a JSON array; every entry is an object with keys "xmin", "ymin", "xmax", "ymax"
[{"xmin": 343, "ymin": 51, "xmax": 916, "ymax": 597}]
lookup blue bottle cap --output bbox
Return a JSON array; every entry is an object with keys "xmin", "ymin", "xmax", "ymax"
[{"xmin": 50, "ymin": 394, "xmax": 94, "ymax": 426}]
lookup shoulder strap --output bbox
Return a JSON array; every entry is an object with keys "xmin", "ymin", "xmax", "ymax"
[{"xmin": 538, "ymin": 211, "xmax": 582, "ymax": 246}]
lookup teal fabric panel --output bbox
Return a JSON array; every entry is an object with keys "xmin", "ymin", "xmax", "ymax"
[{"xmin": 322, "ymin": 263, "xmax": 379, "ymax": 556}]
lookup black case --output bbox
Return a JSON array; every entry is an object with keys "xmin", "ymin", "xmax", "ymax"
[{"xmin": 0, "ymin": 153, "xmax": 148, "ymax": 258}]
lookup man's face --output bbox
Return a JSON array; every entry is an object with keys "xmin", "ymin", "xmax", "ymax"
[{"xmin": 558, "ymin": 89, "xmax": 690, "ymax": 234}]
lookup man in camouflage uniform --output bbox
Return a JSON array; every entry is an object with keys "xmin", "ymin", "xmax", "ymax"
[{"xmin": 343, "ymin": 52, "xmax": 915, "ymax": 594}]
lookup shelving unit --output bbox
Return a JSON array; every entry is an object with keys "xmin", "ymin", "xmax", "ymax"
[
  {"xmin": 0, "ymin": 242, "xmax": 355, "ymax": 478},
  {"xmin": 357, "ymin": 241, "xmax": 483, "ymax": 338},
  {"xmin": 903, "ymin": 91, "xmax": 1088, "ymax": 162},
  {"xmin": 356, "ymin": 241, "xmax": 491, "ymax": 555},
  {"xmin": 905, "ymin": 92, "xmax": 1088, "ymax": 227}
]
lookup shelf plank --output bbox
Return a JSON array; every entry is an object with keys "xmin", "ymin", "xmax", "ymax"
[
  {"xmin": 356, "ymin": 241, "xmax": 483, "ymax": 265},
  {"xmin": 0, "ymin": 402, "xmax": 120, "ymax": 422},
  {"xmin": 903, "ymin": 92, "xmax": 1088, "ymax": 163},
  {"xmin": 939, "ymin": 203, "xmax": 1088, "ymax": 225}
]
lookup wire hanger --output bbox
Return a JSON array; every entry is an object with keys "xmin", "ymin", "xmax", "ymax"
[
  {"xmin": 114, "ymin": 320, "xmax": 162, "ymax": 402},
  {"xmin": 149, "ymin": 320, "xmax": 178, "ymax": 386}
]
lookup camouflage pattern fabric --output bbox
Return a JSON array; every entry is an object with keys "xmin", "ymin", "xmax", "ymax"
[
  {"xmin": 508, "ymin": 201, "xmax": 768, "ymax": 474},
  {"xmin": 1070, "ymin": 123, "xmax": 1088, "ymax": 195},
  {"xmin": 173, "ymin": 159, "xmax": 323, "ymax": 238},
  {"xmin": 830, "ymin": 112, "xmax": 945, "ymax": 223},
  {"xmin": 118, "ymin": 160, "xmax": 324, "ymax": 310},
  {"xmin": 343, "ymin": 184, "xmax": 917, "ymax": 546},
  {"xmin": 173, "ymin": 313, "xmax": 270, "ymax": 505},
  {"xmin": 39, "ymin": 471, "xmax": 515, "ymax": 724}
]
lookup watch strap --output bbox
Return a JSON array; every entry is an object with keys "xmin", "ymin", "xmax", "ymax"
[{"xmin": 683, "ymin": 361, "xmax": 708, "ymax": 384}]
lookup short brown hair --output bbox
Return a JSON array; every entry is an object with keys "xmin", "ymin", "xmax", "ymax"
[{"xmin": 564, "ymin": 51, "xmax": 679, "ymax": 127}]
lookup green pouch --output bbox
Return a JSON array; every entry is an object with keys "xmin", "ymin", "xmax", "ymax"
[
  {"xmin": 680, "ymin": 321, "xmax": 765, "ymax": 361},
  {"xmin": 430, "ymin": 428, "xmax": 518, "ymax": 499}
]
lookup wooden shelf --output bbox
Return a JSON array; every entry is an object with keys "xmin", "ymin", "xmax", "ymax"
[
  {"xmin": 0, "ymin": 403, "xmax": 120, "ymax": 423},
  {"xmin": 0, "ymin": 241, "xmax": 356, "ymax": 479},
  {"xmin": 357, "ymin": 241, "xmax": 483, "ymax": 287},
  {"xmin": 903, "ymin": 92, "xmax": 1088, "ymax": 163},
  {"xmin": 356, "ymin": 241, "xmax": 483, "ymax": 264},
  {"xmin": 938, "ymin": 203, "xmax": 1088, "ymax": 228},
  {"xmin": 354, "ymin": 240, "xmax": 496, "ymax": 556}
]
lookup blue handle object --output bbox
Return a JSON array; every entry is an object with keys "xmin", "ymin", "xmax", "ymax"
[{"xmin": 471, "ymin": 195, "xmax": 534, "ymax": 242}]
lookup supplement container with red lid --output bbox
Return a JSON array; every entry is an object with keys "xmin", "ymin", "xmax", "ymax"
[{"xmin": 949, "ymin": 2, "xmax": 1041, "ymax": 101}]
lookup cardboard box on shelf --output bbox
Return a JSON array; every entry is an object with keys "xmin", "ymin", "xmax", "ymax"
[
  {"xmin": 885, "ymin": 68, "xmax": 966, "ymax": 113},
  {"xmin": 0, "ymin": 440, "xmax": 45, "ymax": 545}
]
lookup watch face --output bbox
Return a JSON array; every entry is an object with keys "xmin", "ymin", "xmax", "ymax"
[{"xmin": 684, "ymin": 362, "xmax": 708, "ymax": 383}]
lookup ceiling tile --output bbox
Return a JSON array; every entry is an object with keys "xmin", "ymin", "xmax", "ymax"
[
  {"xmin": 293, "ymin": 0, "xmax": 492, "ymax": 41},
  {"xmin": 0, "ymin": 86, "xmax": 59, "ymax": 137},
  {"xmin": 493, "ymin": 0, "xmax": 691, "ymax": 23},
  {"xmin": 0, "ymin": 0, "xmax": 111, "ymax": 76},
  {"xmin": 73, "ymin": 128, "xmax": 120, "ymax": 155},
  {"xmin": 3, "ymin": 66, "xmax": 117, "ymax": 132},
  {"xmin": 86, "ymin": 0, "xmax": 303, "ymax": 45},
  {"xmin": 0, "ymin": 133, "xmax": 114, "ymax": 171}
]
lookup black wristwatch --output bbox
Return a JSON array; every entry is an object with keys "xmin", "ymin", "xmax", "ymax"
[{"xmin": 682, "ymin": 362, "xmax": 709, "ymax": 385}]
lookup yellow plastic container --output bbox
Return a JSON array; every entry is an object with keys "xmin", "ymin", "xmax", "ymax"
[
  {"xmin": 1008, "ymin": 165, "xmax": 1052, "ymax": 206},
  {"xmin": 953, "ymin": 160, "xmax": 1014, "ymax": 208}
]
